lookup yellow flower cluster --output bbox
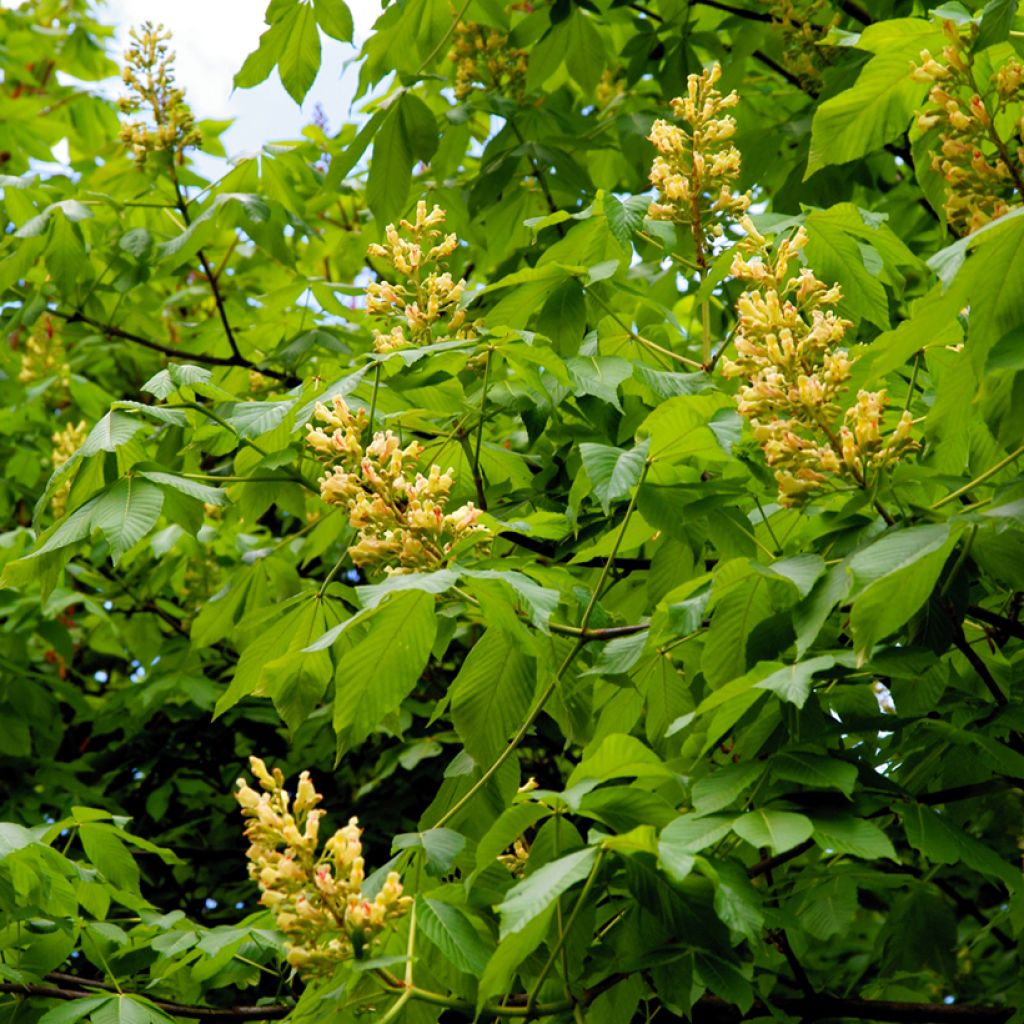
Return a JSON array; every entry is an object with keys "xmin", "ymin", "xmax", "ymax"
[
  {"xmin": 766, "ymin": 0, "xmax": 839, "ymax": 88},
  {"xmin": 51, "ymin": 419, "xmax": 88, "ymax": 517},
  {"xmin": 647, "ymin": 64, "xmax": 752, "ymax": 268},
  {"xmin": 912, "ymin": 21, "xmax": 1024, "ymax": 235},
  {"xmin": 117, "ymin": 23, "xmax": 201, "ymax": 167},
  {"xmin": 448, "ymin": 21, "xmax": 528, "ymax": 102},
  {"xmin": 235, "ymin": 757, "xmax": 412, "ymax": 977},
  {"xmin": 595, "ymin": 68, "xmax": 625, "ymax": 111},
  {"xmin": 306, "ymin": 396, "xmax": 487, "ymax": 574},
  {"xmin": 18, "ymin": 315, "xmax": 69, "ymax": 386},
  {"xmin": 720, "ymin": 218, "xmax": 916, "ymax": 506},
  {"xmin": 366, "ymin": 202, "xmax": 477, "ymax": 354},
  {"xmin": 497, "ymin": 838, "xmax": 530, "ymax": 879}
]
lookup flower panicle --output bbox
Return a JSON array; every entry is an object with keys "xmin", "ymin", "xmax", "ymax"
[
  {"xmin": 720, "ymin": 218, "xmax": 917, "ymax": 506},
  {"xmin": 365, "ymin": 201, "xmax": 478, "ymax": 354},
  {"xmin": 765, "ymin": 0, "xmax": 840, "ymax": 88},
  {"xmin": 306, "ymin": 395, "xmax": 489, "ymax": 574},
  {"xmin": 51, "ymin": 418, "xmax": 88, "ymax": 517},
  {"xmin": 17, "ymin": 314, "xmax": 70, "ymax": 386},
  {"xmin": 447, "ymin": 20, "xmax": 528, "ymax": 102},
  {"xmin": 647, "ymin": 63, "xmax": 752, "ymax": 265},
  {"xmin": 117, "ymin": 22, "xmax": 201, "ymax": 167},
  {"xmin": 235, "ymin": 757, "xmax": 412, "ymax": 977},
  {"xmin": 911, "ymin": 20, "xmax": 1024, "ymax": 235}
]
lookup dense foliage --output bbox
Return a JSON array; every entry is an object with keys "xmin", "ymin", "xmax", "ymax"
[{"xmin": 3, "ymin": 0, "xmax": 1024, "ymax": 1022}]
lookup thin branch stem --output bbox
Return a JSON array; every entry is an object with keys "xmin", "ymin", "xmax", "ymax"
[
  {"xmin": 433, "ymin": 465, "xmax": 649, "ymax": 828},
  {"xmin": 527, "ymin": 850, "xmax": 605, "ymax": 1011},
  {"xmin": 588, "ymin": 290, "xmax": 703, "ymax": 369},
  {"xmin": 930, "ymin": 444, "xmax": 1024, "ymax": 509},
  {"xmin": 472, "ymin": 346, "xmax": 493, "ymax": 510},
  {"xmin": 8, "ymin": 980, "xmax": 1017, "ymax": 1022},
  {"xmin": 170, "ymin": 174, "xmax": 243, "ymax": 363}
]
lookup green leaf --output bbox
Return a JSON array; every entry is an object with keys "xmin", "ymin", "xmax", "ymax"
[
  {"xmin": 226, "ymin": 400, "xmax": 295, "ymax": 438},
  {"xmin": 930, "ymin": 207, "xmax": 1024, "ymax": 366},
  {"xmin": 754, "ymin": 655, "xmax": 836, "ymax": 708},
  {"xmin": 450, "ymin": 628, "xmax": 536, "ymax": 766},
  {"xmin": 659, "ymin": 814, "xmax": 735, "ymax": 881},
  {"xmin": 314, "ymin": 0, "xmax": 353, "ymax": 41},
  {"xmin": 637, "ymin": 393, "xmax": 734, "ymax": 466},
  {"xmin": 565, "ymin": 355, "xmax": 633, "ymax": 410},
  {"xmin": 695, "ymin": 953, "xmax": 753, "ymax": 1013},
  {"xmin": 901, "ymin": 804, "xmax": 1018, "ymax": 885},
  {"xmin": 90, "ymin": 479, "xmax": 165, "ymax": 564},
  {"xmin": 80, "ymin": 411, "xmax": 145, "ymax": 456},
  {"xmin": 92, "ymin": 996, "xmax": 175, "ymax": 1024},
  {"xmin": 691, "ymin": 762, "xmax": 764, "ymax": 815},
  {"xmin": 392, "ymin": 829, "xmax": 465, "ymax": 876},
  {"xmin": 366, "ymin": 92, "xmax": 439, "ymax": 227},
  {"xmin": 805, "ymin": 206, "xmax": 893, "ymax": 328},
  {"xmin": 567, "ymin": 733, "xmax": 673, "ymax": 787},
  {"xmin": 976, "ymin": 0, "xmax": 1017, "ymax": 49},
  {"xmin": 333, "ymin": 590, "xmax": 437, "ymax": 751},
  {"xmin": 38, "ymin": 998, "xmax": 110, "ymax": 1024},
  {"xmin": 472, "ymin": 803, "xmax": 552, "ymax": 882},
  {"xmin": 806, "ymin": 19, "xmax": 941, "ymax": 176},
  {"xmin": 79, "ymin": 824, "xmax": 139, "ymax": 892},
  {"xmin": 579, "ymin": 439, "xmax": 649, "ymax": 513},
  {"xmin": 417, "ymin": 898, "xmax": 493, "ymax": 975},
  {"xmin": 138, "ymin": 472, "xmax": 226, "ymax": 506},
  {"xmin": 497, "ymin": 846, "xmax": 598, "ymax": 938},
  {"xmin": 563, "ymin": 11, "xmax": 604, "ymax": 93},
  {"xmin": 772, "ymin": 751, "xmax": 857, "ymax": 796},
  {"xmin": 849, "ymin": 526, "xmax": 958, "ymax": 659},
  {"xmin": 279, "ymin": 2, "xmax": 320, "ymax": 102},
  {"xmin": 732, "ymin": 808, "xmax": 814, "ymax": 854},
  {"xmin": 811, "ymin": 813, "xmax": 897, "ymax": 860}
]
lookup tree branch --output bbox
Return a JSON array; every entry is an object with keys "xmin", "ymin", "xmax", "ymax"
[
  {"xmin": 56, "ymin": 309, "xmax": 296, "ymax": 385},
  {"xmin": 968, "ymin": 603, "xmax": 1024, "ymax": 644},
  {"xmin": 5, "ymin": 980, "xmax": 1015, "ymax": 1024},
  {"xmin": 1, "ymin": 983, "xmax": 290, "ymax": 1021},
  {"xmin": 951, "ymin": 623, "xmax": 1007, "ymax": 706},
  {"xmin": 747, "ymin": 838, "xmax": 814, "ymax": 878}
]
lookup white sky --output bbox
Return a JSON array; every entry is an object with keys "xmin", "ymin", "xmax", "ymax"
[
  {"xmin": 105, "ymin": 0, "xmax": 383, "ymax": 155},
  {"xmin": 1, "ymin": 0, "xmax": 384, "ymax": 159}
]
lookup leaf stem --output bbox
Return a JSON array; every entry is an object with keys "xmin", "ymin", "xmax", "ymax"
[{"xmin": 526, "ymin": 849, "xmax": 605, "ymax": 1012}]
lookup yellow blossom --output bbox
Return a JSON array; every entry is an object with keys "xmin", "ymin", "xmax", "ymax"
[
  {"xmin": 911, "ymin": 20, "xmax": 1024, "ymax": 235},
  {"xmin": 447, "ymin": 21, "xmax": 528, "ymax": 102},
  {"xmin": 306, "ymin": 396, "xmax": 489, "ymax": 574},
  {"xmin": 50, "ymin": 418, "xmax": 88, "ymax": 517},
  {"xmin": 647, "ymin": 64, "xmax": 751, "ymax": 268},
  {"xmin": 117, "ymin": 23, "xmax": 201, "ymax": 167},
  {"xmin": 235, "ymin": 758, "xmax": 412, "ymax": 978},
  {"xmin": 720, "ymin": 219, "xmax": 917, "ymax": 506},
  {"xmin": 765, "ymin": 0, "xmax": 840, "ymax": 88},
  {"xmin": 366, "ymin": 202, "xmax": 478, "ymax": 353},
  {"xmin": 18, "ymin": 314, "xmax": 70, "ymax": 386}
]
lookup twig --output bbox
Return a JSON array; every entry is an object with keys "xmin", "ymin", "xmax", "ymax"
[
  {"xmin": 6, "ymin": 981, "xmax": 1016, "ymax": 1023},
  {"xmin": 0, "ymin": 983, "xmax": 289, "ymax": 1021}
]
